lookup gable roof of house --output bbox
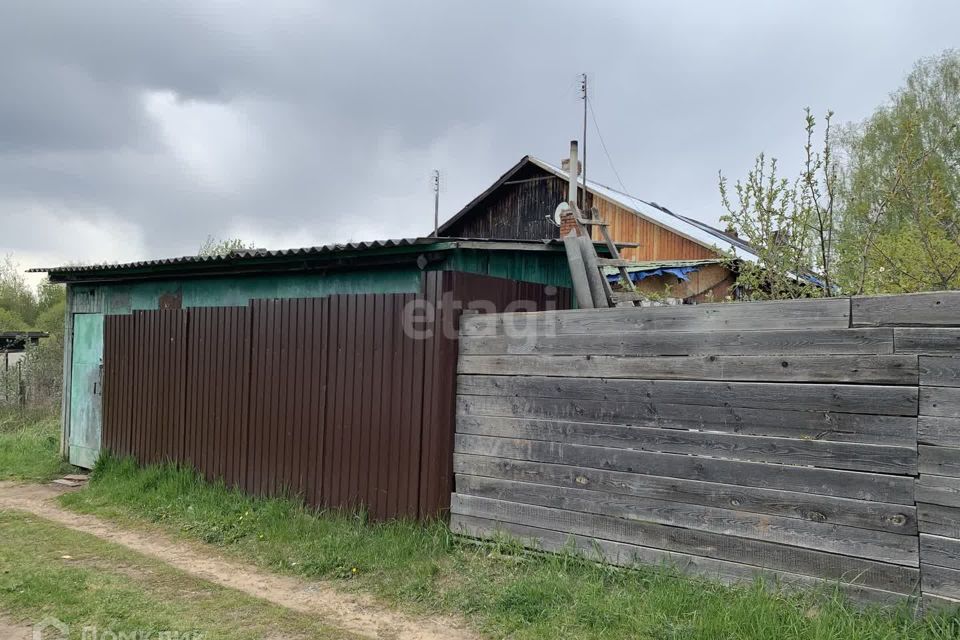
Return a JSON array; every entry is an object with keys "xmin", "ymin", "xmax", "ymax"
[{"xmin": 438, "ymin": 155, "xmax": 760, "ymax": 262}]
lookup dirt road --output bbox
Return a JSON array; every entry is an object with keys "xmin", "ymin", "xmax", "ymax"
[
  {"xmin": 0, "ymin": 615, "xmax": 30, "ymax": 640},
  {"xmin": 0, "ymin": 482, "xmax": 479, "ymax": 640}
]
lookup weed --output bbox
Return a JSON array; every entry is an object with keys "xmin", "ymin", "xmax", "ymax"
[
  {"xmin": 0, "ymin": 409, "xmax": 73, "ymax": 481},
  {"xmin": 0, "ymin": 510, "xmax": 354, "ymax": 639},
  {"xmin": 61, "ymin": 454, "xmax": 960, "ymax": 640}
]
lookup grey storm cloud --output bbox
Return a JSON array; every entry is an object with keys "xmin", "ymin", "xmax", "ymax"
[{"xmin": 2, "ymin": 0, "xmax": 959, "ymax": 273}]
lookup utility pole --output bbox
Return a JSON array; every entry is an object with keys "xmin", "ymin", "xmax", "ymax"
[
  {"xmin": 580, "ymin": 73, "xmax": 588, "ymax": 214},
  {"xmin": 432, "ymin": 169, "xmax": 440, "ymax": 236}
]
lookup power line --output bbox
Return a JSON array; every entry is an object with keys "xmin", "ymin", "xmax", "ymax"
[
  {"xmin": 432, "ymin": 169, "xmax": 440, "ymax": 236},
  {"xmin": 580, "ymin": 73, "xmax": 588, "ymax": 211},
  {"xmin": 586, "ymin": 95, "xmax": 630, "ymax": 196}
]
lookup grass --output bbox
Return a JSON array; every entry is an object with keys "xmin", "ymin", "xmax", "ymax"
[
  {"xmin": 59, "ymin": 454, "xmax": 960, "ymax": 640},
  {"xmin": 0, "ymin": 509, "xmax": 356, "ymax": 639},
  {"xmin": 0, "ymin": 408, "xmax": 74, "ymax": 482}
]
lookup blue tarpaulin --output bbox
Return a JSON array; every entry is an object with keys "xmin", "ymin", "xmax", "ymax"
[{"xmin": 605, "ymin": 265, "xmax": 700, "ymax": 284}]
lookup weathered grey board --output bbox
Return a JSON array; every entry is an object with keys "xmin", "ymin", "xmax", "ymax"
[
  {"xmin": 457, "ymin": 415, "xmax": 917, "ymax": 474},
  {"xmin": 916, "ymin": 475, "xmax": 960, "ymax": 508},
  {"xmin": 454, "ymin": 453, "xmax": 917, "ymax": 534},
  {"xmin": 919, "ymin": 416, "xmax": 960, "ymax": 448},
  {"xmin": 922, "ymin": 564, "xmax": 960, "ymax": 600},
  {"xmin": 450, "ymin": 514, "xmax": 913, "ymax": 604},
  {"xmin": 920, "ymin": 534, "xmax": 960, "ymax": 571},
  {"xmin": 853, "ymin": 292, "xmax": 960, "ymax": 327},
  {"xmin": 453, "ymin": 293, "xmax": 960, "ymax": 606},
  {"xmin": 919, "ymin": 503, "xmax": 960, "ymax": 539},
  {"xmin": 457, "ymin": 395, "xmax": 918, "ymax": 446},
  {"xmin": 919, "ymin": 445, "xmax": 960, "ymax": 477},
  {"xmin": 920, "ymin": 356, "xmax": 960, "ymax": 387},
  {"xmin": 922, "ymin": 593, "xmax": 960, "ymax": 612},
  {"xmin": 454, "ymin": 475, "xmax": 918, "ymax": 565},
  {"xmin": 895, "ymin": 328, "xmax": 960, "ymax": 355},
  {"xmin": 461, "ymin": 328, "xmax": 894, "ymax": 357},
  {"xmin": 458, "ymin": 354, "xmax": 919, "ymax": 385},
  {"xmin": 462, "ymin": 298, "xmax": 852, "ymax": 336},
  {"xmin": 457, "ymin": 375, "xmax": 919, "ymax": 417},
  {"xmin": 455, "ymin": 434, "xmax": 916, "ymax": 504},
  {"xmin": 451, "ymin": 494, "xmax": 919, "ymax": 588},
  {"xmin": 920, "ymin": 386, "xmax": 960, "ymax": 418}
]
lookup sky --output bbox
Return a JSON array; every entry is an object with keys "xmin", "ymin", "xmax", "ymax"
[{"xmin": 3, "ymin": 0, "xmax": 958, "ymax": 286}]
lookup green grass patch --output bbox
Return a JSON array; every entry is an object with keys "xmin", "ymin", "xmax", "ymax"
[
  {"xmin": 0, "ymin": 409, "xmax": 73, "ymax": 482},
  {"xmin": 61, "ymin": 455, "xmax": 960, "ymax": 640},
  {"xmin": 0, "ymin": 509, "xmax": 356, "ymax": 639}
]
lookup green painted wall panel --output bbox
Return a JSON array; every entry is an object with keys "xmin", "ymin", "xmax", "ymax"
[
  {"xmin": 445, "ymin": 250, "xmax": 574, "ymax": 289},
  {"xmin": 76, "ymin": 269, "xmax": 422, "ymax": 315},
  {"xmin": 73, "ymin": 252, "xmax": 573, "ymax": 315}
]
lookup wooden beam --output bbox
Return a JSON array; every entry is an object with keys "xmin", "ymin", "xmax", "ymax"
[
  {"xmin": 921, "ymin": 386, "xmax": 960, "ymax": 418},
  {"xmin": 454, "ymin": 476, "xmax": 918, "ymax": 566},
  {"xmin": 460, "ymin": 328, "xmax": 895, "ymax": 357},
  {"xmin": 920, "ymin": 445, "xmax": 960, "ymax": 477},
  {"xmin": 451, "ymin": 514, "xmax": 914, "ymax": 604},
  {"xmin": 453, "ymin": 434, "xmax": 916, "ymax": 504},
  {"xmin": 456, "ymin": 395, "xmax": 918, "ymax": 446},
  {"xmin": 457, "ymin": 415, "xmax": 916, "ymax": 474},
  {"xmin": 457, "ymin": 375, "xmax": 919, "ymax": 416},
  {"xmin": 922, "ymin": 564, "xmax": 960, "ymax": 601},
  {"xmin": 451, "ymin": 493, "xmax": 918, "ymax": 571},
  {"xmin": 462, "ymin": 298, "xmax": 852, "ymax": 336},
  {"xmin": 895, "ymin": 328, "xmax": 960, "ymax": 355},
  {"xmin": 920, "ymin": 356, "xmax": 960, "ymax": 387},
  {"xmin": 919, "ymin": 416, "xmax": 960, "ymax": 448},
  {"xmin": 458, "ymin": 354, "xmax": 919, "ymax": 385},
  {"xmin": 853, "ymin": 292, "xmax": 960, "ymax": 327},
  {"xmin": 916, "ymin": 475, "xmax": 960, "ymax": 509},
  {"xmin": 59, "ymin": 285, "xmax": 75, "ymax": 459},
  {"xmin": 453, "ymin": 453, "xmax": 916, "ymax": 534},
  {"xmin": 919, "ymin": 502, "xmax": 960, "ymax": 538}
]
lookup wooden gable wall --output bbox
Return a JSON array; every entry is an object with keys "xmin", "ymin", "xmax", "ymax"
[
  {"xmin": 441, "ymin": 161, "xmax": 724, "ymax": 263},
  {"xmin": 441, "ymin": 164, "xmax": 566, "ymax": 241},
  {"xmin": 591, "ymin": 195, "xmax": 720, "ymax": 262}
]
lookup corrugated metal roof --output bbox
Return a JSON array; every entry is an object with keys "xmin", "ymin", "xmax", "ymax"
[
  {"xmin": 528, "ymin": 157, "xmax": 761, "ymax": 262},
  {"xmin": 28, "ymin": 237, "xmax": 560, "ymax": 275}
]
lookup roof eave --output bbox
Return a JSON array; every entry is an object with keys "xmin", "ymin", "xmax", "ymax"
[
  {"xmin": 34, "ymin": 238, "xmax": 567, "ymax": 285},
  {"xmin": 527, "ymin": 157, "xmax": 763, "ymax": 260}
]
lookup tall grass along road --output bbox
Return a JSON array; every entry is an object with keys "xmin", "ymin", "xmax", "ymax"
[{"xmin": 56, "ymin": 455, "xmax": 960, "ymax": 640}]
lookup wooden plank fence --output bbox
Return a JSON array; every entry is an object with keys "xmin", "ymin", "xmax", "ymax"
[{"xmin": 451, "ymin": 292, "xmax": 960, "ymax": 608}]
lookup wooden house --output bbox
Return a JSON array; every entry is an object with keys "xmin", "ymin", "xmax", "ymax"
[{"xmin": 437, "ymin": 156, "xmax": 761, "ymax": 302}]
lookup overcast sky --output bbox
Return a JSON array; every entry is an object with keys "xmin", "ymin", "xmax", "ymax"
[{"xmin": 3, "ymin": 1, "xmax": 958, "ymax": 284}]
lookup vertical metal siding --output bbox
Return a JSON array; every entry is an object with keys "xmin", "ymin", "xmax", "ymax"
[{"xmin": 100, "ymin": 277, "xmax": 570, "ymax": 520}]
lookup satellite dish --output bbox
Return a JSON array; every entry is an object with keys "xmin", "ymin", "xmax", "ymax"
[{"xmin": 553, "ymin": 202, "xmax": 572, "ymax": 227}]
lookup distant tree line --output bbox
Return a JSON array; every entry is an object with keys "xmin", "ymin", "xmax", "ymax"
[
  {"xmin": 720, "ymin": 50, "xmax": 960, "ymax": 299},
  {"xmin": 0, "ymin": 257, "xmax": 66, "ymax": 408}
]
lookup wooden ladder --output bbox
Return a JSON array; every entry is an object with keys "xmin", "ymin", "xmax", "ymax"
[
  {"xmin": 559, "ymin": 139, "xmax": 645, "ymax": 308},
  {"xmin": 570, "ymin": 207, "xmax": 644, "ymax": 307}
]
